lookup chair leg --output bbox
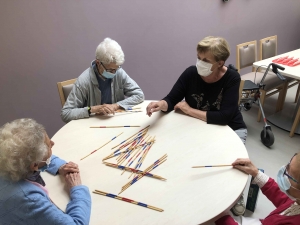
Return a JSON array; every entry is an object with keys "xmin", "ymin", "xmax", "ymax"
[
  {"xmin": 290, "ymin": 107, "xmax": 300, "ymax": 137},
  {"xmin": 257, "ymin": 90, "xmax": 266, "ymax": 122},
  {"xmin": 295, "ymin": 82, "xmax": 300, "ymax": 103}
]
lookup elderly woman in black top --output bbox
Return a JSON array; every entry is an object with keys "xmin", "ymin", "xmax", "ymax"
[
  {"xmin": 146, "ymin": 36, "xmax": 248, "ymax": 216},
  {"xmin": 146, "ymin": 36, "xmax": 247, "ymax": 144}
]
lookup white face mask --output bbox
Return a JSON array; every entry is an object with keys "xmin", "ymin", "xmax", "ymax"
[{"xmin": 196, "ymin": 59, "xmax": 214, "ymax": 77}]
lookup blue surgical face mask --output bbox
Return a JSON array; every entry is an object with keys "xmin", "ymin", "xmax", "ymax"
[
  {"xmin": 41, "ymin": 155, "xmax": 52, "ymax": 168},
  {"xmin": 102, "ymin": 70, "xmax": 116, "ymax": 79},
  {"xmin": 277, "ymin": 165, "xmax": 300, "ymax": 201}
]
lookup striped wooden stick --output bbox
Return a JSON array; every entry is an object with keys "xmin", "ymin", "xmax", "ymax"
[
  {"xmin": 120, "ymin": 158, "xmax": 167, "ymax": 195},
  {"xmin": 111, "ymin": 125, "xmax": 150, "ymax": 150},
  {"xmin": 80, "ymin": 132, "xmax": 123, "ymax": 161},
  {"xmin": 103, "ymin": 162, "xmax": 166, "ymax": 180},
  {"xmin": 120, "ymin": 154, "xmax": 167, "ymax": 194},
  {"xmin": 116, "ymin": 129, "xmax": 148, "ymax": 151},
  {"xmin": 192, "ymin": 165, "xmax": 232, "ymax": 168},
  {"xmin": 128, "ymin": 137, "xmax": 154, "ymax": 179},
  {"xmin": 90, "ymin": 126, "xmax": 140, "ymax": 128},
  {"xmin": 93, "ymin": 190, "xmax": 163, "ymax": 212}
]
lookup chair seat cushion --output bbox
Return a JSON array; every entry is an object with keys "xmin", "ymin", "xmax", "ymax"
[{"xmin": 241, "ymin": 72, "xmax": 284, "ymax": 91}]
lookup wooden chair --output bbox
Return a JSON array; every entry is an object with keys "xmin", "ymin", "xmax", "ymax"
[
  {"xmin": 259, "ymin": 35, "xmax": 277, "ymax": 61},
  {"xmin": 57, "ymin": 78, "xmax": 77, "ymax": 107},
  {"xmin": 290, "ymin": 106, "xmax": 300, "ymax": 137},
  {"xmin": 259, "ymin": 35, "xmax": 300, "ymax": 110},
  {"xmin": 237, "ymin": 40, "xmax": 285, "ymax": 122}
]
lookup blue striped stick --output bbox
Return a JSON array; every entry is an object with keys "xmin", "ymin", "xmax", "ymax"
[
  {"xmin": 103, "ymin": 148, "xmax": 131, "ymax": 161},
  {"xmin": 120, "ymin": 154, "xmax": 167, "ymax": 194},
  {"xmin": 111, "ymin": 125, "xmax": 150, "ymax": 149},
  {"xmin": 103, "ymin": 162, "xmax": 166, "ymax": 180},
  {"xmin": 116, "ymin": 138, "xmax": 141, "ymax": 162},
  {"xmin": 116, "ymin": 130, "xmax": 147, "ymax": 151},
  {"xmin": 126, "ymin": 135, "xmax": 150, "ymax": 169},
  {"xmin": 81, "ymin": 132, "xmax": 123, "ymax": 160},
  {"xmin": 118, "ymin": 135, "xmax": 145, "ymax": 165},
  {"xmin": 103, "ymin": 136, "xmax": 144, "ymax": 161},
  {"xmin": 128, "ymin": 142, "xmax": 150, "ymax": 179},
  {"xmin": 192, "ymin": 165, "xmax": 232, "ymax": 168},
  {"xmin": 90, "ymin": 126, "xmax": 140, "ymax": 128},
  {"xmin": 93, "ymin": 190, "xmax": 163, "ymax": 212}
]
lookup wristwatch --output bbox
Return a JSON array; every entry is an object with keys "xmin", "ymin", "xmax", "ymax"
[{"xmin": 87, "ymin": 106, "xmax": 91, "ymax": 115}]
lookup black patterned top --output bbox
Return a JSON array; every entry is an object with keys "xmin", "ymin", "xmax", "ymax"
[{"xmin": 162, "ymin": 66, "xmax": 246, "ymax": 131}]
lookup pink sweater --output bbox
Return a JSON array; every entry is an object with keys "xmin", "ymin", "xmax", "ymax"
[{"xmin": 215, "ymin": 178, "xmax": 300, "ymax": 225}]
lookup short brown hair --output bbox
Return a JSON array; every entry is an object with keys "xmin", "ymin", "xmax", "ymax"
[{"xmin": 197, "ymin": 36, "xmax": 230, "ymax": 62}]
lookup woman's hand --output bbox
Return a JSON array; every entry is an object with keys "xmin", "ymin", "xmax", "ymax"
[
  {"xmin": 232, "ymin": 158, "xmax": 259, "ymax": 177},
  {"xmin": 58, "ymin": 162, "xmax": 79, "ymax": 176},
  {"xmin": 174, "ymin": 101, "xmax": 191, "ymax": 115},
  {"xmin": 146, "ymin": 100, "xmax": 168, "ymax": 117},
  {"xmin": 65, "ymin": 172, "xmax": 82, "ymax": 190}
]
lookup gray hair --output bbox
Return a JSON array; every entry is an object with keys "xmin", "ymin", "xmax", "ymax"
[
  {"xmin": 95, "ymin": 37, "xmax": 125, "ymax": 66},
  {"xmin": 197, "ymin": 36, "xmax": 230, "ymax": 62},
  {"xmin": 0, "ymin": 118, "xmax": 48, "ymax": 181}
]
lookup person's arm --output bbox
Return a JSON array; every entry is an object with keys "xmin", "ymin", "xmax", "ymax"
[
  {"xmin": 115, "ymin": 69, "xmax": 144, "ymax": 109},
  {"xmin": 206, "ymin": 73, "xmax": 240, "ymax": 125},
  {"xmin": 39, "ymin": 155, "xmax": 66, "ymax": 174},
  {"xmin": 27, "ymin": 183, "xmax": 91, "ymax": 225},
  {"xmin": 60, "ymin": 82, "xmax": 90, "ymax": 123},
  {"xmin": 174, "ymin": 102, "xmax": 207, "ymax": 121},
  {"xmin": 162, "ymin": 69, "xmax": 189, "ymax": 112},
  {"xmin": 215, "ymin": 215, "xmax": 239, "ymax": 225},
  {"xmin": 259, "ymin": 176, "xmax": 294, "ymax": 208},
  {"xmin": 232, "ymin": 158, "xmax": 293, "ymax": 208}
]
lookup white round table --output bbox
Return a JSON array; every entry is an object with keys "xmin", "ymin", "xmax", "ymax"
[{"xmin": 43, "ymin": 101, "xmax": 248, "ymax": 225}]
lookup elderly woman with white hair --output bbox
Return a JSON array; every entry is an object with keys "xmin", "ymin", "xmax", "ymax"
[
  {"xmin": 0, "ymin": 118, "xmax": 91, "ymax": 224},
  {"xmin": 61, "ymin": 37, "xmax": 145, "ymax": 123}
]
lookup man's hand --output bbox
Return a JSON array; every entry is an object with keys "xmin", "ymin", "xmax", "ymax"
[
  {"xmin": 174, "ymin": 101, "xmax": 191, "ymax": 115},
  {"xmin": 91, "ymin": 104, "xmax": 120, "ymax": 115},
  {"xmin": 232, "ymin": 158, "xmax": 259, "ymax": 177},
  {"xmin": 58, "ymin": 162, "xmax": 79, "ymax": 176}
]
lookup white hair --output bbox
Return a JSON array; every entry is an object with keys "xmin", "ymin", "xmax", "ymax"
[
  {"xmin": 95, "ymin": 37, "xmax": 125, "ymax": 65},
  {"xmin": 0, "ymin": 118, "xmax": 48, "ymax": 181}
]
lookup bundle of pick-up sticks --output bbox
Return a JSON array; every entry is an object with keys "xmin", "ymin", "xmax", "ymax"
[{"xmin": 102, "ymin": 125, "xmax": 167, "ymax": 194}]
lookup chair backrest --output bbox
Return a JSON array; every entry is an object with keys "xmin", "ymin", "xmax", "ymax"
[
  {"xmin": 259, "ymin": 35, "xmax": 277, "ymax": 60},
  {"xmin": 236, "ymin": 40, "xmax": 257, "ymax": 73},
  {"xmin": 57, "ymin": 78, "xmax": 77, "ymax": 107}
]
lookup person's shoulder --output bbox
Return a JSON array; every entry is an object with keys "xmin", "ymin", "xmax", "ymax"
[
  {"xmin": 224, "ymin": 67, "xmax": 241, "ymax": 81},
  {"xmin": 226, "ymin": 66, "xmax": 240, "ymax": 77},
  {"xmin": 181, "ymin": 66, "xmax": 197, "ymax": 78},
  {"xmin": 185, "ymin": 65, "xmax": 197, "ymax": 73},
  {"xmin": 115, "ymin": 68, "xmax": 129, "ymax": 79},
  {"xmin": 77, "ymin": 67, "xmax": 92, "ymax": 82},
  {"xmin": 0, "ymin": 179, "xmax": 46, "ymax": 200}
]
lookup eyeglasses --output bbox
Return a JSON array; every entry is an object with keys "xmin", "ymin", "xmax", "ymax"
[
  {"xmin": 101, "ymin": 62, "xmax": 121, "ymax": 74},
  {"xmin": 284, "ymin": 153, "xmax": 299, "ymax": 184}
]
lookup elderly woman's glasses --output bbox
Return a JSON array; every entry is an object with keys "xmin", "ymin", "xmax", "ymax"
[
  {"xmin": 101, "ymin": 62, "xmax": 121, "ymax": 74},
  {"xmin": 284, "ymin": 153, "xmax": 299, "ymax": 183}
]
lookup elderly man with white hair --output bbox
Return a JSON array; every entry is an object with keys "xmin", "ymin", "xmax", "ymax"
[
  {"xmin": 61, "ymin": 37, "xmax": 145, "ymax": 123},
  {"xmin": 0, "ymin": 118, "xmax": 91, "ymax": 224}
]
